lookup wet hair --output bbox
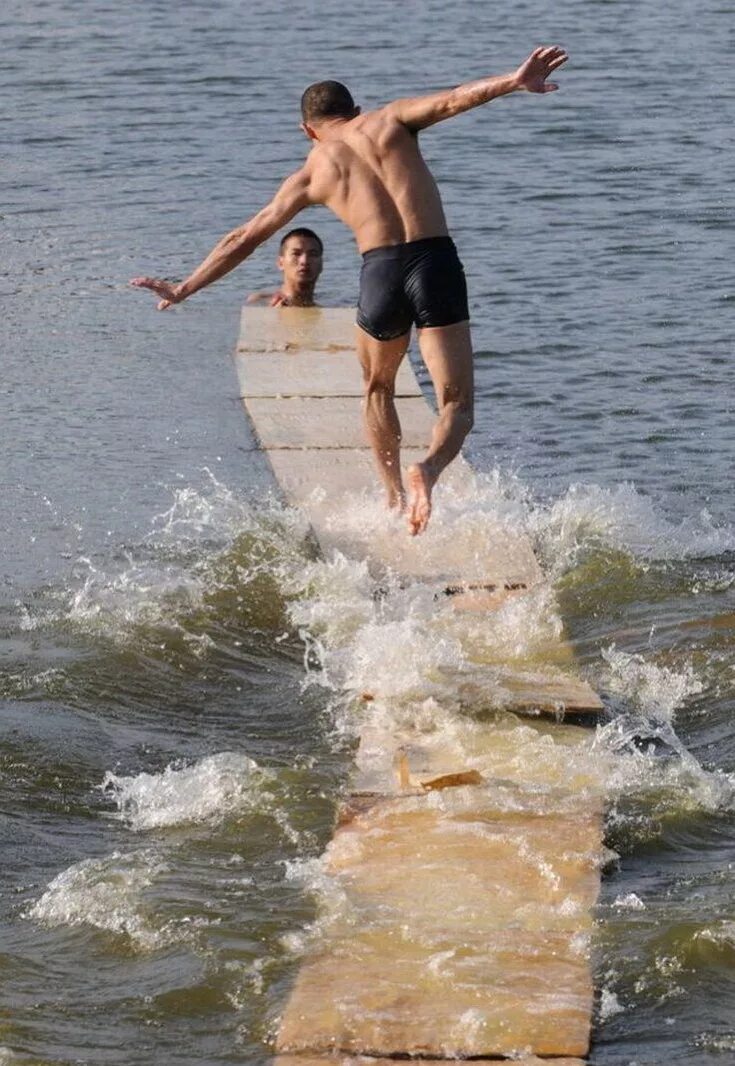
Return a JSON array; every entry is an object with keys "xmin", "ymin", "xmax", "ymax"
[
  {"xmin": 279, "ymin": 227, "xmax": 323, "ymax": 254},
  {"xmin": 300, "ymin": 80, "xmax": 355, "ymax": 124}
]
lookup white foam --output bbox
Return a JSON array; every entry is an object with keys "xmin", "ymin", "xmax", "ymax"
[
  {"xmin": 101, "ymin": 752, "xmax": 264, "ymax": 831},
  {"xmin": 530, "ymin": 480, "xmax": 735, "ymax": 570},
  {"xmin": 287, "ymin": 538, "xmax": 565, "ymax": 718},
  {"xmin": 600, "ymin": 645, "xmax": 703, "ymax": 726},
  {"xmin": 27, "ymin": 849, "xmax": 171, "ymax": 950},
  {"xmin": 592, "ymin": 647, "xmax": 735, "ymax": 815},
  {"xmin": 694, "ymin": 920, "xmax": 735, "ymax": 951},
  {"xmin": 281, "ymin": 855, "xmax": 352, "ymax": 955},
  {"xmin": 613, "ymin": 892, "xmax": 646, "ymax": 910},
  {"xmin": 18, "ymin": 472, "xmax": 310, "ymax": 641},
  {"xmin": 599, "ymin": 987, "xmax": 625, "ymax": 1021}
]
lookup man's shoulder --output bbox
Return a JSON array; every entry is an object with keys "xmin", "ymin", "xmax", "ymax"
[
  {"xmin": 246, "ymin": 290, "xmax": 279, "ymax": 306},
  {"xmin": 352, "ymin": 107, "xmax": 415, "ymax": 146}
]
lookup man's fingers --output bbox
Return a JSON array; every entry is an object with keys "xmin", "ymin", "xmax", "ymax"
[
  {"xmin": 130, "ymin": 276, "xmax": 181, "ymax": 310},
  {"xmin": 130, "ymin": 276, "xmax": 161, "ymax": 291},
  {"xmin": 547, "ymin": 55, "xmax": 568, "ymax": 73},
  {"xmin": 542, "ymin": 83, "xmax": 559, "ymax": 93},
  {"xmin": 536, "ymin": 46, "xmax": 567, "ymax": 70},
  {"xmin": 130, "ymin": 276, "xmax": 175, "ymax": 296}
]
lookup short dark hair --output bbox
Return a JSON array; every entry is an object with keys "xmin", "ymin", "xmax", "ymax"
[
  {"xmin": 279, "ymin": 228, "xmax": 323, "ymax": 254},
  {"xmin": 301, "ymin": 80, "xmax": 355, "ymax": 123}
]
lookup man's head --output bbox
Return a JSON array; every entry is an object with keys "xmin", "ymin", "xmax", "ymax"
[
  {"xmin": 278, "ymin": 228, "xmax": 323, "ymax": 296},
  {"xmin": 300, "ymin": 81, "xmax": 359, "ymax": 139}
]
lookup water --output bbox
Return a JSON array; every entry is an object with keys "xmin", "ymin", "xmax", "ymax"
[{"xmin": 2, "ymin": 1, "xmax": 734, "ymax": 1062}]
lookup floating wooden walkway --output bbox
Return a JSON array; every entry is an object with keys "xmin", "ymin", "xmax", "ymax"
[{"xmin": 234, "ymin": 308, "xmax": 605, "ymax": 1064}]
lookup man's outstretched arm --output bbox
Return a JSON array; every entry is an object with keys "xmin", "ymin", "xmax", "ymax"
[
  {"xmin": 385, "ymin": 46, "xmax": 568, "ymax": 132},
  {"xmin": 131, "ymin": 168, "xmax": 312, "ymax": 309}
]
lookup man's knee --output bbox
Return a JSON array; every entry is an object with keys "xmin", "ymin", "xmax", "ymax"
[
  {"xmin": 363, "ymin": 370, "xmax": 396, "ymax": 399},
  {"xmin": 441, "ymin": 393, "xmax": 473, "ymax": 436}
]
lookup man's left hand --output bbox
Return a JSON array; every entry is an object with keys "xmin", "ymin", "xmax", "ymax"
[{"xmin": 514, "ymin": 46, "xmax": 568, "ymax": 94}]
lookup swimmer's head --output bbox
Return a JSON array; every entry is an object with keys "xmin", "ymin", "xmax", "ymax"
[
  {"xmin": 300, "ymin": 81, "xmax": 360, "ymax": 139},
  {"xmin": 278, "ymin": 228, "xmax": 323, "ymax": 290}
]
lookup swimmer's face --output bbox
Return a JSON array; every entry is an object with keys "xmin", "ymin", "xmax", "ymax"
[{"xmin": 278, "ymin": 235, "xmax": 323, "ymax": 287}]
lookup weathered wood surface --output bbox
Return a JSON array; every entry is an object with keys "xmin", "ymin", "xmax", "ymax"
[
  {"xmin": 234, "ymin": 308, "xmax": 604, "ymax": 1063},
  {"xmin": 277, "ymin": 788, "xmax": 602, "ymax": 1059},
  {"xmin": 275, "ymin": 1057, "xmax": 587, "ymax": 1066}
]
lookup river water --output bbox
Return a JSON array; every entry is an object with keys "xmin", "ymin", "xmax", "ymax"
[{"xmin": 2, "ymin": 1, "xmax": 734, "ymax": 1063}]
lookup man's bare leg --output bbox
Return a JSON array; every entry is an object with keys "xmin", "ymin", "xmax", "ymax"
[
  {"xmin": 356, "ymin": 326, "xmax": 411, "ymax": 510},
  {"xmin": 408, "ymin": 320, "xmax": 474, "ymax": 534}
]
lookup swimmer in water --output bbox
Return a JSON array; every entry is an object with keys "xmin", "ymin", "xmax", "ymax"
[{"xmin": 246, "ymin": 227, "xmax": 323, "ymax": 307}]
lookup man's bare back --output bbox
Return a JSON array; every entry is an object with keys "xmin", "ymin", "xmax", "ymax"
[
  {"xmin": 304, "ymin": 111, "xmax": 450, "ymax": 253},
  {"xmin": 132, "ymin": 47, "xmax": 568, "ymax": 533}
]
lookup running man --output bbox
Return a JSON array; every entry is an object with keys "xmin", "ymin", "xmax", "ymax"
[
  {"xmin": 246, "ymin": 227, "xmax": 323, "ymax": 307},
  {"xmin": 132, "ymin": 46, "xmax": 568, "ymax": 534}
]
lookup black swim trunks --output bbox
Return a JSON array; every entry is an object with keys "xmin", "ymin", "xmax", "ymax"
[{"xmin": 356, "ymin": 235, "xmax": 469, "ymax": 342}]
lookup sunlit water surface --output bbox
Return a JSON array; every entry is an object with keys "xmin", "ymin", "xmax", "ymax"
[{"xmin": 2, "ymin": 2, "xmax": 734, "ymax": 1064}]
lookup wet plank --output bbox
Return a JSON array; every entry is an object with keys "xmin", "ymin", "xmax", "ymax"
[
  {"xmin": 350, "ymin": 712, "xmax": 605, "ymax": 798},
  {"xmin": 276, "ymin": 791, "xmax": 602, "ymax": 1059},
  {"xmin": 236, "ymin": 308, "xmax": 604, "ymax": 1061},
  {"xmin": 233, "ymin": 350, "xmax": 421, "ymax": 398},
  {"xmin": 274, "ymin": 1057, "xmax": 587, "ymax": 1066},
  {"xmin": 238, "ymin": 310, "xmax": 601, "ymax": 713},
  {"xmin": 245, "ymin": 396, "xmax": 434, "ymax": 450},
  {"xmin": 238, "ymin": 305, "xmax": 357, "ymax": 352}
]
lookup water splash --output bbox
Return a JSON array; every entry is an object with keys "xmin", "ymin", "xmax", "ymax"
[
  {"xmin": 101, "ymin": 752, "xmax": 265, "ymax": 831},
  {"xmin": 27, "ymin": 849, "xmax": 173, "ymax": 950},
  {"xmin": 600, "ymin": 645, "xmax": 704, "ymax": 726},
  {"xmin": 529, "ymin": 481, "xmax": 735, "ymax": 575},
  {"xmin": 15, "ymin": 473, "xmax": 310, "ymax": 643}
]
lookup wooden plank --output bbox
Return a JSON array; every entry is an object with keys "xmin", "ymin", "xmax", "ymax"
[
  {"xmin": 233, "ymin": 351, "xmax": 422, "ymax": 398},
  {"xmin": 238, "ymin": 315, "xmax": 600, "ymax": 708},
  {"xmin": 350, "ymin": 713, "xmax": 604, "ymax": 799},
  {"xmin": 245, "ymin": 396, "xmax": 434, "ymax": 450},
  {"xmin": 277, "ymin": 793, "xmax": 602, "ymax": 1059},
  {"xmin": 235, "ymin": 307, "xmax": 604, "ymax": 1062},
  {"xmin": 238, "ymin": 305, "xmax": 356, "ymax": 352},
  {"xmin": 261, "ymin": 447, "xmax": 547, "ymax": 590},
  {"xmin": 274, "ymin": 1057, "xmax": 587, "ymax": 1066}
]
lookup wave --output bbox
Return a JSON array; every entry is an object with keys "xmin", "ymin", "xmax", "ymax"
[
  {"xmin": 27, "ymin": 848, "xmax": 175, "ymax": 950},
  {"xmin": 101, "ymin": 752, "xmax": 265, "ymax": 831},
  {"xmin": 12, "ymin": 467, "xmax": 735, "ymax": 652},
  {"xmin": 530, "ymin": 480, "xmax": 735, "ymax": 573},
  {"xmin": 8, "ymin": 466, "xmax": 734, "ymax": 835}
]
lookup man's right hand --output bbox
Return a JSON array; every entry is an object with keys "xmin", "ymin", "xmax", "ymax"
[
  {"xmin": 514, "ymin": 46, "xmax": 568, "ymax": 94},
  {"xmin": 130, "ymin": 277, "xmax": 184, "ymax": 311}
]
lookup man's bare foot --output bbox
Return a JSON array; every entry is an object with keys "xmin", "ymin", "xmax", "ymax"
[{"xmin": 406, "ymin": 463, "xmax": 434, "ymax": 535}]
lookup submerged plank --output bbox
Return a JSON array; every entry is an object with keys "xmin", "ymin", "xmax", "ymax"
[
  {"xmin": 277, "ymin": 792, "xmax": 602, "ymax": 1059},
  {"xmin": 245, "ymin": 396, "xmax": 434, "ymax": 450},
  {"xmin": 237, "ymin": 309, "xmax": 600, "ymax": 714},
  {"xmin": 236, "ymin": 307, "xmax": 604, "ymax": 1062},
  {"xmin": 233, "ymin": 351, "xmax": 421, "ymax": 398},
  {"xmin": 263, "ymin": 447, "xmax": 546, "ymax": 589},
  {"xmin": 238, "ymin": 305, "xmax": 357, "ymax": 352},
  {"xmin": 350, "ymin": 711, "xmax": 605, "ymax": 799},
  {"xmin": 274, "ymin": 1057, "xmax": 587, "ymax": 1066}
]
